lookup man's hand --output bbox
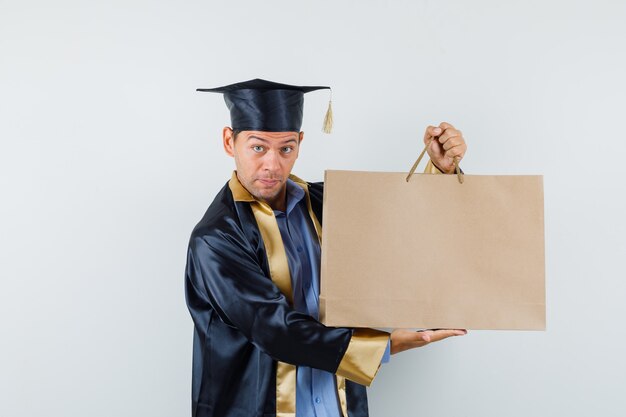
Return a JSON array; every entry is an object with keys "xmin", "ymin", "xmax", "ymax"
[
  {"xmin": 390, "ymin": 329, "xmax": 467, "ymax": 355},
  {"xmin": 423, "ymin": 122, "xmax": 467, "ymax": 174}
]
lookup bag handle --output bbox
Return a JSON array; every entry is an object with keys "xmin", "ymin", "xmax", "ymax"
[{"xmin": 405, "ymin": 139, "xmax": 464, "ymax": 184}]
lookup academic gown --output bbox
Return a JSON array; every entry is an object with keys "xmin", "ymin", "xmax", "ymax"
[{"xmin": 185, "ymin": 173, "xmax": 389, "ymax": 417}]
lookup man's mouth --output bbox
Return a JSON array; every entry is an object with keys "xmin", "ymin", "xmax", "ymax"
[{"xmin": 257, "ymin": 178, "xmax": 280, "ymax": 187}]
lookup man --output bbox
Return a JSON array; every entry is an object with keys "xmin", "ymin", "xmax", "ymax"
[{"xmin": 185, "ymin": 79, "xmax": 467, "ymax": 417}]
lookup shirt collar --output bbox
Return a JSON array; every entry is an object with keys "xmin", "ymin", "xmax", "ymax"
[
  {"xmin": 281, "ymin": 178, "xmax": 305, "ymax": 216},
  {"xmin": 229, "ymin": 171, "xmax": 308, "ymax": 215}
]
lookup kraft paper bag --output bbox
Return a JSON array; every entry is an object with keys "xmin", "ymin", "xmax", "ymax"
[{"xmin": 319, "ymin": 170, "xmax": 545, "ymax": 330}]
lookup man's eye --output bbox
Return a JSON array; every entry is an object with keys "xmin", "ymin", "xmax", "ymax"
[
  {"xmin": 281, "ymin": 147, "xmax": 293, "ymax": 154},
  {"xmin": 252, "ymin": 145, "xmax": 264, "ymax": 152}
]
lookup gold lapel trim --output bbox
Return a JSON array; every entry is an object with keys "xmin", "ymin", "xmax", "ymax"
[
  {"xmin": 228, "ymin": 171, "xmax": 255, "ymax": 202},
  {"xmin": 275, "ymin": 362, "xmax": 297, "ymax": 417},
  {"xmin": 336, "ymin": 375, "xmax": 348, "ymax": 417},
  {"xmin": 249, "ymin": 201, "xmax": 294, "ymax": 305}
]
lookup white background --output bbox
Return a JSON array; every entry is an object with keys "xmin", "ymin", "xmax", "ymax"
[{"xmin": 1, "ymin": 1, "xmax": 625, "ymax": 416}]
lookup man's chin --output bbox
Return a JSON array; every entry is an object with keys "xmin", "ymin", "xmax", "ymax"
[{"xmin": 250, "ymin": 186, "xmax": 282, "ymax": 203}]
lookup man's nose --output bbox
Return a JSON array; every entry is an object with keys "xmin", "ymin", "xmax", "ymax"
[{"xmin": 262, "ymin": 150, "xmax": 280, "ymax": 171}]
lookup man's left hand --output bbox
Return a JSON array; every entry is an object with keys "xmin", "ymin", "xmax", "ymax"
[
  {"xmin": 390, "ymin": 328, "xmax": 467, "ymax": 355},
  {"xmin": 423, "ymin": 122, "xmax": 467, "ymax": 174}
]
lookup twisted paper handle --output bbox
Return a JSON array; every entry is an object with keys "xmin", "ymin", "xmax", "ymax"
[{"xmin": 405, "ymin": 139, "xmax": 464, "ymax": 184}]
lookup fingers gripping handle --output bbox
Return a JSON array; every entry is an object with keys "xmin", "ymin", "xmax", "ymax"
[{"xmin": 405, "ymin": 139, "xmax": 464, "ymax": 184}]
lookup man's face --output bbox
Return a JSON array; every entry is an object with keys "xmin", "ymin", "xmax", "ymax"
[{"xmin": 223, "ymin": 128, "xmax": 303, "ymax": 211}]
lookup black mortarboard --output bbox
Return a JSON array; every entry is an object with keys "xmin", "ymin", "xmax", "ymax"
[{"xmin": 197, "ymin": 78, "xmax": 333, "ymax": 133}]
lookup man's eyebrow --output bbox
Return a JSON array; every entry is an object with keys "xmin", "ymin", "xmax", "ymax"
[
  {"xmin": 246, "ymin": 136, "xmax": 269, "ymax": 143},
  {"xmin": 279, "ymin": 138, "xmax": 298, "ymax": 144}
]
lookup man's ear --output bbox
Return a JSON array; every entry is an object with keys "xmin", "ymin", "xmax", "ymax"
[
  {"xmin": 298, "ymin": 131, "xmax": 304, "ymax": 144},
  {"xmin": 223, "ymin": 127, "xmax": 235, "ymax": 157}
]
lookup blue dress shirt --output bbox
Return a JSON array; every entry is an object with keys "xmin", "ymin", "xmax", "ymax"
[{"xmin": 274, "ymin": 180, "xmax": 389, "ymax": 417}]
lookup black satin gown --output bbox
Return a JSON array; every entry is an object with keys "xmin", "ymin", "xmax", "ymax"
[{"xmin": 185, "ymin": 180, "xmax": 370, "ymax": 417}]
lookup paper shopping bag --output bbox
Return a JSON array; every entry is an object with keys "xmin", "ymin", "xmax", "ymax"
[{"xmin": 319, "ymin": 170, "xmax": 545, "ymax": 330}]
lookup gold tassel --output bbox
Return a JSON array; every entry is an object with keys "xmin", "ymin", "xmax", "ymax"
[{"xmin": 322, "ymin": 90, "xmax": 333, "ymax": 134}]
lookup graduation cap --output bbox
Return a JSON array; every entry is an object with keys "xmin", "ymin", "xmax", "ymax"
[{"xmin": 197, "ymin": 78, "xmax": 333, "ymax": 133}]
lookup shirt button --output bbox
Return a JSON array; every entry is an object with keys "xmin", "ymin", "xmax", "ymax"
[{"xmin": 315, "ymin": 397, "xmax": 321, "ymax": 404}]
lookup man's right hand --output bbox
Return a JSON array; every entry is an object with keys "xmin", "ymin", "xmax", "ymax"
[{"xmin": 390, "ymin": 329, "xmax": 467, "ymax": 355}]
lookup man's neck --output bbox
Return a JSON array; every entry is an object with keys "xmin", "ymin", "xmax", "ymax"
[{"xmin": 265, "ymin": 187, "xmax": 288, "ymax": 212}]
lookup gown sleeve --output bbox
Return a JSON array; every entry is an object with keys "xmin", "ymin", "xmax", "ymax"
[{"xmin": 186, "ymin": 228, "xmax": 357, "ymax": 374}]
